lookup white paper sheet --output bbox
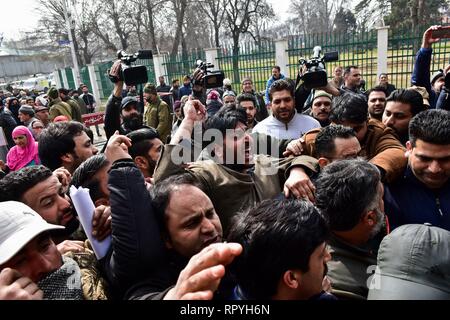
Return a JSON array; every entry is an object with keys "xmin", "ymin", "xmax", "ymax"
[{"xmin": 69, "ymin": 185, "xmax": 111, "ymax": 259}]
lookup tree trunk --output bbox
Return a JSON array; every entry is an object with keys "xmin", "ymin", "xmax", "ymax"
[
  {"xmin": 146, "ymin": 0, "xmax": 158, "ymax": 52},
  {"xmin": 171, "ymin": 0, "xmax": 187, "ymax": 56},
  {"xmin": 214, "ymin": 23, "xmax": 220, "ymax": 48},
  {"xmin": 232, "ymin": 35, "xmax": 240, "ymax": 84}
]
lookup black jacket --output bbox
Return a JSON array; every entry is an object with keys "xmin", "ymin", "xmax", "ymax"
[
  {"xmin": 0, "ymin": 107, "xmax": 18, "ymax": 148},
  {"xmin": 103, "ymin": 159, "xmax": 169, "ymax": 298}
]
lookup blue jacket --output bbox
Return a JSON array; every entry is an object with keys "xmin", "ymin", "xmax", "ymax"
[
  {"xmin": 179, "ymin": 84, "xmax": 192, "ymax": 98},
  {"xmin": 411, "ymin": 47, "xmax": 437, "ymax": 108},
  {"xmin": 384, "ymin": 166, "xmax": 450, "ymax": 231},
  {"xmin": 264, "ymin": 74, "xmax": 286, "ymax": 105}
]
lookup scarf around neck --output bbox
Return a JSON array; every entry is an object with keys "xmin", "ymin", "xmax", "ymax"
[
  {"xmin": 6, "ymin": 125, "xmax": 40, "ymax": 171},
  {"xmin": 37, "ymin": 256, "xmax": 84, "ymax": 300}
]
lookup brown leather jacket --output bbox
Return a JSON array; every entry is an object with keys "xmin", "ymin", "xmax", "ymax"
[{"xmin": 300, "ymin": 119, "xmax": 407, "ymax": 183}]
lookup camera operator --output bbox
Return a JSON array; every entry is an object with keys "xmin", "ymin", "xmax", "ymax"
[
  {"xmin": 104, "ymin": 60, "xmax": 147, "ymax": 139},
  {"xmin": 191, "ymin": 68, "xmax": 208, "ymax": 105}
]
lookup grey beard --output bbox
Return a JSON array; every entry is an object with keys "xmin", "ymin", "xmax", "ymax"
[{"xmin": 369, "ymin": 209, "xmax": 385, "ymax": 239}]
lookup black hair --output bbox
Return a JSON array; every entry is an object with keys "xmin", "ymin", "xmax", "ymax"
[
  {"xmin": 314, "ymin": 125, "xmax": 357, "ymax": 158},
  {"xmin": 367, "ymin": 86, "xmax": 387, "ymax": 97},
  {"xmin": 71, "ymin": 154, "xmax": 110, "ymax": 202},
  {"xmin": 38, "ymin": 121, "xmax": 86, "ymax": 170},
  {"xmin": 386, "ymin": 89, "xmax": 426, "ymax": 117},
  {"xmin": 236, "ymin": 93, "xmax": 256, "ymax": 107},
  {"xmin": 409, "ymin": 109, "xmax": 450, "ymax": 147},
  {"xmin": 0, "ymin": 165, "xmax": 53, "ymax": 202},
  {"xmin": 344, "ymin": 65, "xmax": 359, "ymax": 76},
  {"xmin": 227, "ymin": 199, "xmax": 329, "ymax": 299},
  {"xmin": 205, "ymin": 104, "xmax": 247, "ymax": 136},
  {"xmin": 269, "ymin": 79, "xmax": 294, "ymax": 102},
  {"xmin": 272, "ymin": 65, "xmax": 281, "ymax": 71},
  {"xmin": 151, "ymin": 174, "xmax": 203, "ymax": 232},
  {"xmin": 58, "ymin": 88, "xmax": 69, "ymax": 95},
  {"xmin": 126, "ymin": 127, "xmax": 160, "ymax": 159},
  {"xmin": 329, "ymin": 93, "xmax": 368, "ymax": 124},
  {"xmin": 315, "ymin": 159, "xmax": 380, "ymax": 231}
]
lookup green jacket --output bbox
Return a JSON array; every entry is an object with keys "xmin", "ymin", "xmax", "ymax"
[
  {"xmin": 144, "ymin": 97, "xmax": 172, "ymax": 143},
  {"xmin": 48, "ymin": 98, "xmax": 72, "ymax": 121},
  {"xmin": 326, "ymin": 234, "xmax": 377, "ymax": 300},
  {"xmin": 154, "ymin": 144, "xmax": 318, "ymax": 234},
  {"xmin": 74, "ymin": 96, "xmax": 88, "ymax": 115},
  {"xmin": 65, "ymin": 98, "xmax": 83, "ymax": 122}
]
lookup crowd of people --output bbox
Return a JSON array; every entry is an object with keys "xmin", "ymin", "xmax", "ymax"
[{"xmin": 0, "ymin": 25, "xmax": 449, "ymax": 301}]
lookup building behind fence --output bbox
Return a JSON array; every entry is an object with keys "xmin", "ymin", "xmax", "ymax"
[{"xmin": 54, "ymin": 25, "xmax": 450, "ymax": 105}]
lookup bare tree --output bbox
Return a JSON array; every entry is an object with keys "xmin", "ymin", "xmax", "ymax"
[
  {"xmin": 290, "ymin": 0, "xmax": 346, "ymax": 34},
  {"xmin": 170, "ymin": 0, "xmax": 189, "ymax": 56},
  {"xmin": 37, "ymin": 0, "xmax": 83, "ymax": 65},
  {"xmin": 198, "ymin": 0, "xmax": 227, "ymax": 47},
  {"xmin": 225, "ymin": 0, "xmax": 271, "ymax": 83}
]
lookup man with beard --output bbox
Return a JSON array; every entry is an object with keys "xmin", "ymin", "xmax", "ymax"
[
  {"xmin": 228, "ymin": 199, "xmax": 335, "ymax": 300},
  {"xmin": 154, "ymin": 99, "xmax": 320, "ymax": 234},
  {"xmin": 126, "ymin": 127, "xmax": 163, "ymax": 181},
  {"xmin": 253, "ymin": 79, "xmax": 320, "ymax": 140},
  {"xmin": 38, "ymin": 121, "xmax": 98, "ymax": 174},
  {"xmin": 382, "ymin": 89, "xmax": 426, "ymax": 145},
  {"xmin": 69, "ymin": 89, "xmax": 88, "ymax": 115},
  {"xmin": 143, "ymin": 83, "xmax": 172, "ymax": 143},
  {"xmin": 367, "ymin": 86, "xmax": 387, "ymax": 122},
  {"xmin": 236, "ymin": 93, "xmax": 258, "ymax": 130},
  {"xmin": 104, "ymin": 61, "xmax": 148, "ymax": 139},
  {"xmin": 104, "ymin": 79, "xmax": 146, "ymax": 139},
  {"xmin": 314, "ymin": 159, "xmax": 386, "ymax": 300},
  {"xmin": 0, "ymin": 201, "xmax": 82, "ymax": 300},
  {"xmin": 240, "ymin": 77, "xmax": 268, "ymax": 121},
  {"xmin": 0, "ymin": 165, "xmax": 111, "ymax": 253}
]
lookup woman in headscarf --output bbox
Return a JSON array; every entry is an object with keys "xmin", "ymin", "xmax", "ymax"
[{"xmin": 5, "ymin": 126, "xmax": 40, "ymax": 171}]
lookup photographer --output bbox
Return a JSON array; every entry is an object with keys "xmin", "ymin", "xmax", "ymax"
[
  {"xmin": 104, "ymin": 60, "xmax": 146, "ymax": 139},
  {"xmin": 191, "ymin": 68, "xmax": 208, "ymax": 105},
  {"xmin": 411, "ymin": 25, "xmax": 448, "ymax": 108}
]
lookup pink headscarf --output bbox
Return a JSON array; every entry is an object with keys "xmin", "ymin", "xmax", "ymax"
[{"xmin": 6, "ymin": 126, "xmax": 40, "ymax": 171}]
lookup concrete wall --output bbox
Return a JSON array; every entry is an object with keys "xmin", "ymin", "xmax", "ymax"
[{"xmin": 0, "ymin": 55, "xmax": 64, "ymax": 81}]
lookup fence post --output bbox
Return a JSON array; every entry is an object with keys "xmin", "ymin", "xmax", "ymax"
[
  {"xmin": 153, "ymin": 53, "xmax": 168, "ymax": 84},
  {"xmin": 72, "ymin": 67, "xmax": 80, "ymax": 88},
  {"xmin": 53, "ymin": 70, "xmax": 62, "ymax": 88},
  {"xmin": 87, "ymin": 64, "xmax": 102, "ymax": 106},
  {"xmin": 61, "ymin": 68, "xmax": 69, "ymax": 88},
  {"xmin": 376, "ymin": 26, "xmax": 390, "ymax": 77},
  {"xmin": 275, "ymin": 39, "xmax": 289, "ymax": 77},
  {"xmin": 204, "ymin": 48, "xmax": 220, "ymax": 71}
]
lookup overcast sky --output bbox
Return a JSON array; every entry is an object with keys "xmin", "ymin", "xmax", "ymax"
[{"xmin": 0, "ymin": 0, "xmax": 292, "ymax": 41}]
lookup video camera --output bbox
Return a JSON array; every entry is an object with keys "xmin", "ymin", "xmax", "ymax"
[
  {"xmin": 109, "ymin": 50, "xmax": 153, "ymax": 86},
  {"xmin": 298, "ymin": 46, "xmax": 339, "ymax": 89},
  {"xmin": 192, "ymin": 60, "xmax": 225, "ymax": 89}
]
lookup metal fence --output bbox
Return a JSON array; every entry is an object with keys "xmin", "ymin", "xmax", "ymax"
[
  {"xmin": 163, "ymin": 48, "xmax": 205, "ymax": 84},
  {"xmin": 216, "ymin": 41, "xmax": 275, "ymax": 92},
  {"xmin": 56, "ymin": 25, "xmax": 450, "ymax": 100},
  {"xmin": 288, "ymin": 30, "xmax": 378, "ymax": 89},
  {"xmin": 388, "ymin": 25, "xmax": 450, "ymax": 89}
]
